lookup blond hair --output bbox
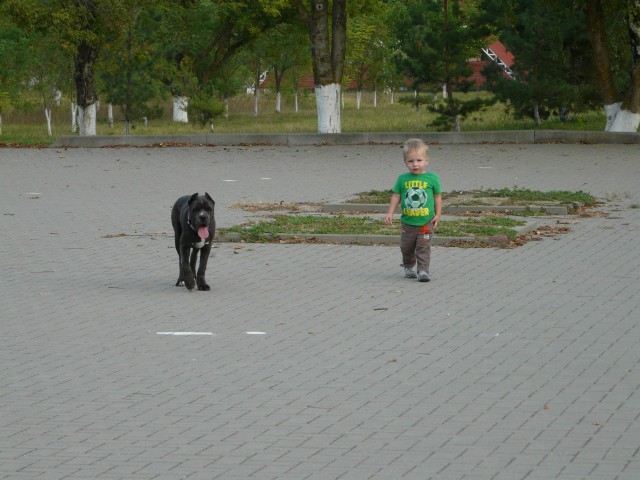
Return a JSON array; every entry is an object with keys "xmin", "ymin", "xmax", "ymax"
[{"xmin": 402, "ymin": 138, "xmax": 429, "ymax": 159}]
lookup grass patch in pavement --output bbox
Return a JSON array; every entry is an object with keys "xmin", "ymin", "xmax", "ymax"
[
  {"xmin": 437, "ymin": 216, "xmax": 525, "ymax": 241},
  {"xmin": 347, "ymin": 187, "xmax": 597, "ymax": 207},
  {"xmin": 460, "ymin": 187, "xmax": 597, "ymax": 205},
  {"xmin": 221, "ymin": 214, "xmax": 526, "ymax": 243}
]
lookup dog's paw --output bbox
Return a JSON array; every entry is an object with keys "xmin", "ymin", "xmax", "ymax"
[
  {"xmin": 196, "ymin": 276, "xmax": 210, "ymax": 291},
  {"xmin": 184, "ymin": 277, "xmax": 196, "ymax": 290},
  {"xmin": 175, "ymin": 279, "xmax": 184, "ymax": 287}
]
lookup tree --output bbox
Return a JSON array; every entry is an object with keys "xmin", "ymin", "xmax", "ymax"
[
  {"xmin": 260, "ymin": 22, "xmax": 309, "ymax": 113},
  {"xmin": 0, "ymin": 10, "xmax": 29, "ymax": 135},
  {"xmin": 293, "ymin": 0, "xmax": 347, "ymax": 133},
  {"xmin": 27, "ymin": 36, "xmax": 71, "ymax": 136},
  {"xmin": 485, "ymin": 0, "xmax": 598, "ymax": 126},
  {"xmin": 7, "ymin": 0, "xmax": 126, "ymax": 136},
  {"xmin": 585, "ymin": 0, "xmax": 640, "ymax": 132},
  {"xmin": 345, "ymin": 15, "xmax": 377, "ymax": 110},
  {"xmin": 287, "ymin": 52, "xmax": 313, "ymax": 113},
  {"xmin": 67, "ymin": 1, "xmax": 114, "ymax": 136},
  {"xmin": 394, "ymin": 0, "xmax": 495, "ymax": 131},
  {"xmin": 99, "ymin": 1, "xmax": 167, "ymax": 134},
  {"xmin": 342, "ymin": 1, "xmax": 398, "ymax": 110},
  {"xmin": 155, "ymin": 0, "xmax": 202, "ymax": 123},
  {"xmin": 189, "ymin": 1, "xmax": 287, "ymax": 83},
  {"xmin": 163, "ymin": 1, "xmax": 287, "ymax": 123}
]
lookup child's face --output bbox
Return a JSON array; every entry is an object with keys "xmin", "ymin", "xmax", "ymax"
[{"xmin": 404, "ymin": 147, "xmax": 429, "ymax": 174}]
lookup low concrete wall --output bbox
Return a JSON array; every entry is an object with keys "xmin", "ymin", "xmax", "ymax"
[
  {"xmin": 533, "ymin": 130, "xmax": 640, "ymax": 144},
  {"xmin": 50, "ymin": 130, "xmax": 640, "ymax": 148}
]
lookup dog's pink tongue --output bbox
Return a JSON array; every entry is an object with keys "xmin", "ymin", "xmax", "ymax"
[{"xmin": 198, "ymin": 227, "xmax": 209, "ymax": 239}]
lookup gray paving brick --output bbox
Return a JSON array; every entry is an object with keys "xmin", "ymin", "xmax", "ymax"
[{"xmin": 2, "ymin": 143, "xmax": 640, "ymax": 479}]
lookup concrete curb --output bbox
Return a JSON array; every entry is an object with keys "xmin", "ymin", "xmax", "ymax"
[{"xmin": 50, "ymin": 130, "xmax": 640, "ymax": 148}]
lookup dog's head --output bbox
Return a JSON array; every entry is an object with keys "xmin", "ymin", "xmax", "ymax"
[{"xmin": 188, "ymin": 192, "xmax": 215, "ymax": 239}]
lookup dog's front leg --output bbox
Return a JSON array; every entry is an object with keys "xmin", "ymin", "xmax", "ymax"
[
  {"xmin": 195, "ymin": 244, "xmax": 212, "ymax": 291},
  {"xmin": 189, "ymin": 249, "xmax": 198, "ymax": 277},
  {"xmin": 179, "ymin": 246, "xmax": 196, "ymax": 290}
]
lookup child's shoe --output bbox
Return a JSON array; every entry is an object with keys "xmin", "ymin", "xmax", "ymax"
[
  {"xmin": 404, "ymin": 267, "xmax": 418, "ymax": 278},
  {"xmin": 418, "ymin": 271, "xmax": 431, "ymax": 282}
]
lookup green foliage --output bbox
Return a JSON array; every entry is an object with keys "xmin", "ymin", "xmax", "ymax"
[
  {"xmin": 393, "ymin": 0, "xmax": 495, "ymax": 130},
  {"xmin": 98, "ymin": 1, "xmax": 168, "ymax": 127},
  {"xmin": 344, "ymin": 3, "xmax": 395, "ymax": 92},
  {"xmin": 187, "ymin": 86, "xmax": 225, "ymax": 127},
  {"xmin": 600, "ymin": 0, "xmax": 636, "ymax": 97},
  {"xmin": 427, "ymin": 94, "xmax": 497, "ymax": 131},
  {"xmin": 484, "ymin": 0, "xmax": 600, "ymax": 123}
]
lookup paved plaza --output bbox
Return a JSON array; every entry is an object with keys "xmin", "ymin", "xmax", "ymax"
[{"xmin": 1, "ymin": 142, "xmax": 639, "ymax": 479}]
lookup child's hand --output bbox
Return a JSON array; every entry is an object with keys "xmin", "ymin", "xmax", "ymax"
[
  {"xmin": 431, "ymin": 215, "xmax": 440, "ymax": 229},
  {"xmin": 386, "ymin": 193, "xmax": 400, "ymax": 226}
]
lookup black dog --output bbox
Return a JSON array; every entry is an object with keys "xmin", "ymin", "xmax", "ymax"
[{"xmin": 171, "ymin": 192, "xmax": 216, "ymax": 291}]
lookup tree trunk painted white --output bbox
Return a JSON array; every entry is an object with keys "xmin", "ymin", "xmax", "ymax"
[
  {"xmin": 276, "ymin": 91, "xmax": 281, "ymax": 113},
  {"xmin": 315, "ymin": 83, "xmax": 341, "ymax": 133},
  {"xmin": 45, "ymin": 108, "xmax": 52, "ymax": 136},
  {"xmin": 294, "ymin": 91, "xmax": 299, "ymax": 113},
  {"xmin": 78, "ymin": 103, "xmax": 97, "ymax": 136},
  {"xmin": 107, "ymin": 103, "xmax": 114, "ymax": 128},
  {"xmin": 604, "ymin": 102, "xmax": 622, "ymax": 131},
  {"xmin": 533, "ymin": 103, "xmax": 542, "ymax": 127},
  {"xmin": 442, "ymin": 84, "xmax": 447, "ymax": 99},
  {"xmin": 210, "ymin": 120, "xmax": 215, "ymax": 133},
  {"xmin": 71, "ymin": 102, "xmax": 77, "ymax": 133},
  {"xmin": 390, "ymin": 89, "xmax": 394, "ymax": 104},
  {"xmin": 224, "ymin": 97, "xmax": 229, "ymax": 118},
  {"xmin": 356, "ymin": 90, "xmax": 362, "ymax": 110},
  {"xmin": 172, "ymin": 96, "xmax": 188, "ymax": 122},
  {"xmin": 373, "ymin": 87, "xmax": 377, "ymax": 108},
  {"xmin": 55, "ymin": 90, "xmax": 62, "ymax": 106},
  {"xmin": 453, "ymin": 115, "xmax": 461, "ymax": 132},
  {"xmin": 609, "ymin": 108, "xmax": 640, "ymax": 132},
  {"xmin": 254, "ymin": 87, "xmax": 260, "ymax": 116}
]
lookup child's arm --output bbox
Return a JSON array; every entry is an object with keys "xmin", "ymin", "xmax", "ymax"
[
  {"xmin": 432, "ymin": 193, "xmax": 442, "ymax": 229},
  {"xmin": 384, "ymin": 193, "xmax": 400, "ymax": 225}
]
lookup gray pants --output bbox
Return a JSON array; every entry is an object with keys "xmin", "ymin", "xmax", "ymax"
[{"xmin": 400, "ymin": 223, "xmax": 432, "ymax": 272}]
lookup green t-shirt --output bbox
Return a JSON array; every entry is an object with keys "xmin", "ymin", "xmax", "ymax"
[{"xmin": 392, "ymin": 172, "xmax": 442, "ymax": 226}]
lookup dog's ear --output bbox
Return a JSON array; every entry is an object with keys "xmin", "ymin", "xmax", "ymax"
[
  {"xmin": 188, "ymin": 192, "xmax": 199, "ymax": 204},
  {"xmin": 204, "ymin": 192, "xmax": 215, "ymax": 205}
]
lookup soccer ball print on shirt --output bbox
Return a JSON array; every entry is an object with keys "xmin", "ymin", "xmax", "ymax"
[{"xmin": 404, "ymin": 187, "xmax": 428, "ymax": 210}]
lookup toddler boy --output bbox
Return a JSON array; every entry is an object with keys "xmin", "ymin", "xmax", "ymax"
[{"xmin": 384, "ymin": 139, "xmax": 442, "ymax": 281}]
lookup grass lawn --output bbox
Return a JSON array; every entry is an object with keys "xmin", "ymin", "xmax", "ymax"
[{"xmin": 1, "ymin": 90, "xmax": 607, "ymax": 146}]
